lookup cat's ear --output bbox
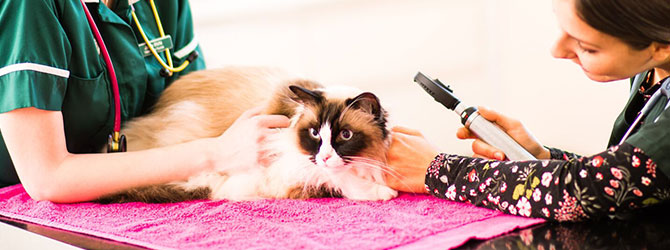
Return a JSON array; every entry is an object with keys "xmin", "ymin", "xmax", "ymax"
[
  {"xmin": 289, "ymin": 85, "xmax": 322, "ymax": 105},
  {"xmin": 348, "ymin": 92, "xmax": 382, "ymax": 117}
]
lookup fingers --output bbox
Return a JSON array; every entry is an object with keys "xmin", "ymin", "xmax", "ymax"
[
  {"xmin": 456, "ymin": 127, "xmax": 476, "ymax": 139},
  {"xmin": 472, "ymin": 139, "xmax": 505, "ymax": 160},
  {"xmin": 472, "ymin": 153, "xmax": 489, "ymax": 159},
  {"xmin": 477, "ymin": 106, "xmax": 520, "ymax": 132},
  {"xmin": 240, "ymin": 106, "xmax": 265, "ymax": 119},
  {"xmin": 240, "ymin": 106, "xmax": 290, "ymax": 129},
  {"xmin": 391, "ymin": 126, "xmax": 423, "ymax": 136},
  {"xmin": 257, "ymin": 114, "xmax": 290, "ymax": 128},
  {"xmin": 475, "ymin": 106, "xmax": 501, "ymax": 122},
  {"xmin": 258, "ymin": 148, "xmax": 279, "ymax": 167}
]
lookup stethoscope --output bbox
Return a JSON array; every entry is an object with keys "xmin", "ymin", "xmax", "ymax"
[
  {"xmin": 618, "ymin": 75, "xmax": 670, "ymax": 145},
  {"xmin": 79, "ymin": 0, "xmax": 198, "ymax": 152}
]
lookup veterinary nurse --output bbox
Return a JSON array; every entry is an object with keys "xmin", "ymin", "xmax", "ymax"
[
  {"xmin": 0, "ymin": 0, "xmax": 289, "ymax": 202},
  {"xmin": 386, "ymin": 0, "xmax": 670, "ymax": 221}
]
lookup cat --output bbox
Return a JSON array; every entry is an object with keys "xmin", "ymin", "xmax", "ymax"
[{"xmin": 98, "ymin": 66, "xmax": 398, "ymax": 203}]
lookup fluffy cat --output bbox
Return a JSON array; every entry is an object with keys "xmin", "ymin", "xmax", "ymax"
[{"xmin": 98, "ymin": 66, "xmax": 398, "ymax": 203}]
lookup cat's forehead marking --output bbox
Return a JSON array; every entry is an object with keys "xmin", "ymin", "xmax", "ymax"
[
  {"xmin": 317, "ymin": 102, "xmax": 345, "ymax": 126},
  {"xmin": 318, "ymin": 123, "xmax": 333, "ymax": 153}
]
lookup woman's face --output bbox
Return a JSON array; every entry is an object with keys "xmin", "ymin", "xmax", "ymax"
[{"xmin": 551, "ymin": 0, "xmax": 658, "ymax": 82}]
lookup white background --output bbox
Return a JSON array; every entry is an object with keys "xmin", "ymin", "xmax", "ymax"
[{"xmin": 189, "ymin": 0, "xmax": 630, "ymax": 156}]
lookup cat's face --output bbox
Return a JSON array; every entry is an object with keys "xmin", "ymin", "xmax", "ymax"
[{"xmin": 289, "ymin": 85, "xmax": 389, "ymax": 171}]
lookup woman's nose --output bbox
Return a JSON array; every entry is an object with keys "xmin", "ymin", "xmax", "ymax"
[{"xmin": 550, "ymin": 32, "xmax": 576, "ymax": 59}]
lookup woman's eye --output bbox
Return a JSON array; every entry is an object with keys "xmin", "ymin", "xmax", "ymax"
[
  {"xmin": 309, "ymin": 128, "xmax": 320, "ymax": 139},
  {"xmin": 340, "ymin": 129, "xmax": 353, "ymax": 140},
  {"xmin": 577, "ymin": 42, "xmax": 597, "ymax": 54},
  {"xmin": 580, "ymin": 47, "xmax": 597, "ymax": 54}
]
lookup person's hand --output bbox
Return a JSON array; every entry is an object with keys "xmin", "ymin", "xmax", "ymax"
[
  {"xmin": 384, "ymin": 126, "xmax": 438, "ymax": 194},
  {"xmin": 456, "ymin": 107, "xmax": 550, "ymax": 160},
  {"xmin": 210, "ymin": 106, "xmax": 290, "ymax": 172}
]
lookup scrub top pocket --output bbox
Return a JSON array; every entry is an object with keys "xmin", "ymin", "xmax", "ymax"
[{"xmin": 62, "ymin": 70, "xmax": 113, "ymax": 153}]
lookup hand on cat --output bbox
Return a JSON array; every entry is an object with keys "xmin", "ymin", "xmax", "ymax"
[
  {"xmin": 384, "ymin": 126, "xmax": 437, "ymax": 194},
  {"xmin": 456, "ymin": 106, "xmax": 551, "ymax": 160},
  {"xmin": 211, "ymin": 106, "xmax": 290, "ymax": 173}
]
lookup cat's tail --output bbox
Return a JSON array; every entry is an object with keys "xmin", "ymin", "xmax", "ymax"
[{"xmin": 96, "ymin": 184, "xmax": 211, "ymax": 204}]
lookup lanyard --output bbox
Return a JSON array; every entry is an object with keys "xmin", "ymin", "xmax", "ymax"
[
  {"xmin": 619, "ymin": 77, "xmax": 670, "ymax": 145},
  {"xmin": 79, "ymin": 0, "xmax": 126, "ymax": 152},
  {"xmin": 79, "ymin": 0, "xmax": 198, "ymax": 152},
  {"xmin": 130, "ymin": 0, "xmax": 198, "ymax": 77}
]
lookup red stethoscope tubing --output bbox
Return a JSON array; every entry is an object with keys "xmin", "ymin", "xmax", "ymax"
[{"xmin": 80, "ymin": 0, "xmax": 122, "ymax": 133}]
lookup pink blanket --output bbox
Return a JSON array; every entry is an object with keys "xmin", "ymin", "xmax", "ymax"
[{"xmin": 0, "ymin": 185, "xmax": 543, "ymax": 249}]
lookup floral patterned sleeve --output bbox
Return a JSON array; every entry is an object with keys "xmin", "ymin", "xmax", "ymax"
[
  {"xmin": 425, "ymin": 143, "xmax": 670, "ymax": 221},
  {"xmin": 546, "ymin": 147, "xmax": 582, "ymax": 161}
]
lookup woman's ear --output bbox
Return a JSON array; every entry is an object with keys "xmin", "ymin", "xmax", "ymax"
[{"xmin": 651, "ymin": 42, "xmax": 670, "ymax": 63}]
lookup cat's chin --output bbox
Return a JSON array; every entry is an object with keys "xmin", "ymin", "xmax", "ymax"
[{"xmin": 315, "ymin": 159, "xmax": 349, "ymax": 171}]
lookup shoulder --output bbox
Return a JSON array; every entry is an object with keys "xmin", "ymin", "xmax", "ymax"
[
  {"xmin": 0, "ymin": 0, "xmax": 67, "ymax": 23},
  {"xmin": 1, "ymin": 0, "xmax": 62, "ymax": 12}
]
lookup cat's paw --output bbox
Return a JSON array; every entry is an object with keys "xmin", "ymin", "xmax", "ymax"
[
  {"xmin": 344, "ymin": 184, "xmax": 398, "ymax": 201},
  {"xmin": 374, "ymin": 185, "xmax": 398, "ymax": 201}
]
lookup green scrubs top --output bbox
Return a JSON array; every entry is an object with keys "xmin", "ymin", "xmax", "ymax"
[
  {"xmin": 0, "ymin": 0, "xmax": 206, "ymax": 187},
  {"xmin": 608, "ymin": 71, "xmax": 670, "ymax": 177}
]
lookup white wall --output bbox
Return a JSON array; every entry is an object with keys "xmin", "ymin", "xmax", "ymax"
[{"xmin": 189, "ymin": 0, "xmax": 630, "ymax": 156}]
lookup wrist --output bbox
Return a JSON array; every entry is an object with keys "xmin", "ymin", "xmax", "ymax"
[
  {"xmin": 193, "ymin": 137, "xmax": 217, "ymax": 173},
  {"xmin": 537, "ymin": 147, "xmax": 551, "ymax": 159},
  {"xmin": 424, "ymin": 153, "xmax": 448, "ymax": 194}
]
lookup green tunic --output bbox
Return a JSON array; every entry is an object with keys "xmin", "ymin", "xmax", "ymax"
[
  {"xmin": 0, "ymin": 0, "xmax": 206, "ymax": 187},
  {"xmin": 608, "ymin": 71, "xmax": 670, "ymax": 176}
]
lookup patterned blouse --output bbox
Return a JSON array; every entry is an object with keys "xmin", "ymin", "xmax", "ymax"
[
  {"xmin": 424, "ymin": 143, "xmax": 670, "ymax": 221},
  {"xmin": 424, "ymin": 73, "xmax": 670, "ymax": 222}
]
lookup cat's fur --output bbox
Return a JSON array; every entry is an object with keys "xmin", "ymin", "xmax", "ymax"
[{"xmin": 98, "ymin": 66, "xmax": 398, "ymax": 203}]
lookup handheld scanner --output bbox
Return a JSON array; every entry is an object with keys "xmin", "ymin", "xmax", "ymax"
[
  {"xmin": 413, "ymin": 72, "xmax": 537, "ymax": 161},
  {"xmin": 413, "ymin": 72, "xmax": 460, "ymax": 110}
]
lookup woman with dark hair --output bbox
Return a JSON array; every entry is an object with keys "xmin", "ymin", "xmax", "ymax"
[{"xmin": 385, "ymin": 0, "xmax": 670, "ymax": 221}]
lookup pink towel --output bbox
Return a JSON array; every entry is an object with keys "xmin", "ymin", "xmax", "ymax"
[{"xmin": 0, "ymin": 185, "xmax": 543, "ymax": 249}]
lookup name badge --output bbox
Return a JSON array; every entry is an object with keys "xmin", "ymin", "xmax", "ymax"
[{"xmin": 138, "ymin": 35, "xmax": 174, "ymax": 57}]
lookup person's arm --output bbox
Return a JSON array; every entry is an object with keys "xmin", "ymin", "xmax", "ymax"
[
  {"xmin": 426, "ymin": 143, "xmax": 669, "ymax": 221},
  {"xmin": 384, "ymin": 106, "xmax": 553, "ymax": 193},
  {"xmin": 0, "ymin": 106, "xmax": 288, "ymax": 203}
]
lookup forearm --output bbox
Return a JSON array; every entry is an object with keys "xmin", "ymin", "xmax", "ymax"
[
  {"xmin": 425, "ymin": 143, "xmax": 670, "ymax": 221},
  {"xmin": 54, "ymin": 139, "xmax": 212, "ymax": 202},
  {"xmin": 18, "ymin": 138, "xmax": 214, "ymax": 203},
  {"xmin": 0, "ymin": 108, "xmax": 214, "ymax": 202}
]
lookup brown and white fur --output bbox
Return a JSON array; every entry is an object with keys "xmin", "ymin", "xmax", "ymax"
[{"xmin": 98, "ymin": 66, "xmax": 398, "ymax": 203}]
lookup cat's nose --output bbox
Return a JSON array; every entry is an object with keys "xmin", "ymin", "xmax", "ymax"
[{"xmin": 322, "ymin": 154, "xmax": 331, "ymax": 162}]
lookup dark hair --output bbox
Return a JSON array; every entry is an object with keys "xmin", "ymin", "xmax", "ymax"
[{"xmin": 575, "ymin": 0, "xmax": 670, "ymax": 50}]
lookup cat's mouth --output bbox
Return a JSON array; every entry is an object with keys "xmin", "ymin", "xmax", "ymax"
[{"xmin": 310, "ymin": 155, "xmax": 348, "ymax": 170}]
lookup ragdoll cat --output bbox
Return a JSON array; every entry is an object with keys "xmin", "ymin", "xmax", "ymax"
[{"xmin": 98, "ymin": 66, "xmax": 398, "ymax": 203}]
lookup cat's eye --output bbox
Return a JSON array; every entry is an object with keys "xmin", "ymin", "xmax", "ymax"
[
  {"xmin": 309, "ymin": 128, "xmax": 320, "ymax": 139},
  {"xmin": 340, "ymin": 129, "xmax": 353, "ymax": 140}
]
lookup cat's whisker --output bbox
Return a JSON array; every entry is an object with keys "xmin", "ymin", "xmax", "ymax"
[
  {"xmin": 342, "ymin": 157, "xmax": 395, "ymax": 177},
  {"xmin": 346, "ymin": 160, "xmax": 395, "ymax": 177},
  {"xmin": 344, "ymin": 156, "xmax": 386, "ymax": 166},
  {"xmin": 343, "ymin": 156, "xmax": 391, "ymax": 172},
  {"xmin": 343, "ymin": 156, "xmax": 415, "ymax": 193}
]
